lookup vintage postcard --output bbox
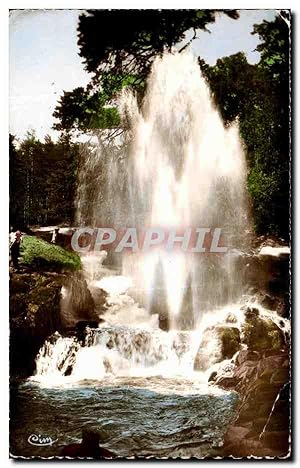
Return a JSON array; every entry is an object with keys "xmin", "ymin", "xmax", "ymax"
[{"xmin": 9, "ymin": 8, "xmax": 291, "ymax": 459}]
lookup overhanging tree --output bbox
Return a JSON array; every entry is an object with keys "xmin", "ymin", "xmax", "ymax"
[{"xmin": 53, "ymin": 9, "xmax": 239, "ymax": 134}]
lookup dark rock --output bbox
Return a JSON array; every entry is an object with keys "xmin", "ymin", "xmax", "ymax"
[
  {"xmin": 61, "ymin": 271, "xmax": 101, "ymax": 328},
  {"xmin": 221, "ymin": 327, "xmax": 241, "ymax": 358},
  {"xmin": 270, "ymin": 368, "xmax": 290, "ymax": 385},
  {"xmin": 258, "ymin": 354, "xmax": 289, "ymax": 374},
  {"xmin": 256, "ymin": 402, "xmax": 277, "ymax": 419},
  {"xmin": 106, "ymin": 337, "xmax": 114, "ymax": 349},
  {"xmin": 88, "ymin": 283, "xmax": 108, "ymax": 316},
  {"xmin": 75, "ymin": 320, "xmax": 99, "ymax": 344},
  {"xmin": 261, "ymin": 294, "xmax": 278, "ymax": 310},
  {"xmin": 236, "ymin": 349, "xmax": 261, "ymax": 365},
  {"xmin": 219, "ymin": 340, "xmax": 290, "ymax": 458},
  {"xmin": 158, "ymin": 312, "xmax": 169, "ymax": 332},
  {"xmin": 10, "ymin": 272, "xmax": 65, "ymax": 377},
  {"xmin": 10, "ymin": 268, "xmax": 103, "ymax": 377},
  {"xmin": 263, "ymin": 349, "xmax": 287, "ymax": 358},
  {"xmin": 244, "ymin": 306, "xmax": 259, "ymax": 320},
  {"xmin": 76, "ymin": 320, "xmax": 99, "ymax": 330},
  {"xmin": 194, "ymin": 325, "xmax": 240, "ymax": 371},
  {"xmin": 242, "ymin": 308, "xmax": 285, "ymax": 352},
  {"xmin": 252, "ymin": 417, "xmax": 269, "ymax": 432},
  {"xmin": 208, "ymin": 371, "xmax": 218, "ymax": 382},
  {"xmin": 216, "ymin": 376, "xmax": 240, "ymax": 389},
  {"xmin": 266, "ymin": 412, "xmax": 289, "ymax": 432},
  {"xmin": 260, "ymin": 431, "xmax": 289, "ymax": 453},
  {"xmin": 223, "ymin": 425, "xmax": 251, "ymax": 443},
  {"xmin": 242, "ymin": 243, "xmax": 290, "ymax": 319}
]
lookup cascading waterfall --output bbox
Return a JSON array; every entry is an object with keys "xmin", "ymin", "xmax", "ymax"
[
  {"xmin": 35, "ymin": 328, "xmax": 202, "ymax": 382},
  {"xmin": 35, "ymin": 51, "xmax": 251, "ymax": 383}
]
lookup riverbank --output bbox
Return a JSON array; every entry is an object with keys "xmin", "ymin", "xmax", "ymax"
[{"xmin": 10, "ymin": 235, "xmax": 95, "ymax": 377}]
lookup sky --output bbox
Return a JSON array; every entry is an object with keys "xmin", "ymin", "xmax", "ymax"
[{"xmin": 9, "ymin": 9, "xmax": 276, "ymax": 141}]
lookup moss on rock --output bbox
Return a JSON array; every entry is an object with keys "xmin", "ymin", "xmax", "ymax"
[{"xmin": 20, "ymin": 235, "xmax": 81, "ymax": 272}]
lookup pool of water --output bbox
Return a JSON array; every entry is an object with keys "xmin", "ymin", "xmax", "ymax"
[{"xmin": 10, "ymin": 376, "xmax": 238, "ymax": 459}]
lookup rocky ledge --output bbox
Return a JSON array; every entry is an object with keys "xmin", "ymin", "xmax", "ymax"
[
  {"xmin": 216, "ymin": 347, "xmax": 290, "ymax": 458},
  {"xmin": 240, "ymin": 240, "xmax": 290, "ymax": 319},
  {"xmin": 194, "ymin": 303, "xmax": 290, "ymax": 458},
  {"xmin": 10, "ymin": 270, "xmax": 104, "ymax": 377}
]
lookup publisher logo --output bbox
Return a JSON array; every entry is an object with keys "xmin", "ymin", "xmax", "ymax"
[{"xmin": 28, "ymin": 433, "xmax": 57, "ymax": 447}]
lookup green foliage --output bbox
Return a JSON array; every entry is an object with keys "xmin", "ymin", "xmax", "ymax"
[
  {"xmin": 50, "ymin": 10, "xmax": 290, "ymax": 239},
  {"xmin": 53, "ymin": 87, "xmax": 121, "ymax": 133},
  {"xmin": 54, "ymin": 10, "xmax": 238, "ymax": 133},
  {"xmin": 10, "ymin": 134, "xmax": 26, "ymax": 228},
  {"xmin": 200, "ymin": 12, "xmax": 290, "ymax": 238},
  {"xmin": 9, "ymin": 132, "xmax": 79, "ymax": 227},
  {"xmin": 53, "ymin": 73, "xmax": 145, "ymax": 133},
  {"xmin": 20, "ymin": 235, "xmax": 81, "ymax": 271},
  {"xmin": 253, "ymin": 12, "xmax": 290, "ymax": 83},
  {"xmin": 77, "ymin": 10, "xmax": 239, "ymax": 80}
]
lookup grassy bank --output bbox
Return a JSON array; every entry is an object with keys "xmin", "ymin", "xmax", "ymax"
[{"xmin": 20, "ymin": 235, "xmax": 81, "ymax": 271}]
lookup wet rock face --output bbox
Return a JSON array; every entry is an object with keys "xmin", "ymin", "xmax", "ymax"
[
  {"xmin": 194, "ymin": 325, "xmax": 241, "ymax": 371},
  {"xmin": 61, "ymin": 271, "xmax": 102, "ymax": 328},
  {"xmin": 10, "ymin": 272, "xmax": 65, "ymax": 377},
  {"xmin": 242, "ymin": 307, "xmax": 286, "ymax": 352},
  {"xmin": 216, "ymin": 348, "xmax": 290, "ymax": 457},
  {"xmin": 243, "ymin": 243, "xmax": 290, "ymax": 318},
  {"xmin": 10, "ymin": 270, "xmax": 102, "ymax": 377},
  {"xmin": 204, "ymin": 301, "xmax": 291, "ymax": 457}
]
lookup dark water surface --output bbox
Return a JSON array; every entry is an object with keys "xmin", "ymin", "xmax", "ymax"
[{"xmin": 10, "ymin": 377, "xmax": 238, "ymax": 458}]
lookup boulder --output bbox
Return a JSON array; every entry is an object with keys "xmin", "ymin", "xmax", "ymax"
[
  {"xmin": 242, "ymin": 307, "xmax": 285, "ymax": 352},
  {"xmin": 60, "ymin": 271, "xmax": 102, "ymax": 328},
  {"xmin": 218, "ymin": 349, "xmax": 290, "ymax": 458},
  {"xmin": 243, "ymin": 242, "xmax": 290, "ymax": 318},
  {"xmin": 194, "ymin": 325, "xmax": 240, "ymax": 371}
]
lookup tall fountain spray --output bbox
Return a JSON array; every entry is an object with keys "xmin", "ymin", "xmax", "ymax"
[{"xmin": 76, "ymin": 52, "xmax": 249, "ymax": 330}]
